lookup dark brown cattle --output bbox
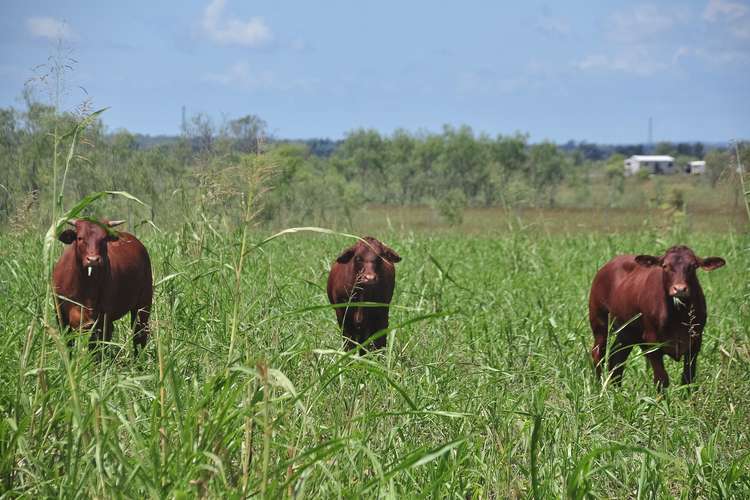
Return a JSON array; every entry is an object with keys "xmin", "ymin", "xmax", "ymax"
[
  {"xmin": 589, "ymin": 245, "xmax": 725, "ymax": 389},
  {"xmin": 327, "ymin": 237, "xmax": 401, "ymax": 352},
  {"xmin": 53, "ymin": 219, "xmax": 153, "ymax": 355}
]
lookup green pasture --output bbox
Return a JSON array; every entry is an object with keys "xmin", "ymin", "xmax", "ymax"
[{"xmin": 1, "ymin": 218, "xmax": 748, "ymax": 498}]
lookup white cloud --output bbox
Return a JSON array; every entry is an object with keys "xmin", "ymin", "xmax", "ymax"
[
  {"xmin": 575, "ymin": 2, "xmax": 750, "ymax": 75},
  {"xmin": 26, "ymin": 17, "xmax": 75, "ymax": 41},
  {"xmin": 204, "ymin": 61, "xmax": 319, "ymax": 92},
  {"xmin": 694, "ymin": 47, "xmax": 750, "ymax": 65},
  {"xmin": 703, "ymin": 0, "xmax": 749, "ymax": 21},
  {"xmin": 573, "ymin": 6, "xmax": 694, "ymax": 77},
  {"xmin": 608, "ymin": 5, "xmax": 689, "ymax": 44},
  {"xmin": 703, "ymin": 0, "xmax": 750, "ymax": 39},
  {"xmin": 202, "ymin": 0, "xmax": 272, "ymax": 47},
  {"xmin": 204, "ymin": 61, "xmax": 274, "ymax": 88},
  {"xmin": 574, "ymin": 48, "xmax": 667, "ymax": 76}
]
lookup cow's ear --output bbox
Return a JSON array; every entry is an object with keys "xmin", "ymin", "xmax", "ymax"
[
  {"xmin": 336, "ymin": 247, "xmax": 355, "ymax": 264},
  {"xmin": 635, "ymin": 254, "xmax": 661, "ymax": 267},
  {"xmin": 381, "ymin": 245, "xmax": 401, "ymax": 263},
  {"xmin": 699, "ymin": 256, "xmax": 725, "ymax": 271},
  {"xmin": 59, "ymin": 229, "xmax": 76, "ymax": 244}
]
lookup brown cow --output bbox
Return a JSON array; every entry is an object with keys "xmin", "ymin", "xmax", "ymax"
[
  {"xmin": 589, "ymin": 245, "xmax": 725, "ymax": 389},
  {"xmin": 53, "ymin": 219, "xmax": 153, "ymax": 355},
  {"xmin": 327, "ymin": 237, "xmax": 401, "ymax": 352}
]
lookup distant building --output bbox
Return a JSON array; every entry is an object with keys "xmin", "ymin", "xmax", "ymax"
[
  {"xmin": 686, "ymin": 160, "xmax": 706, "ymax": 175},
  {"xmin": 624, "ymin": 155, "xmax": 676, "ymax": 176}
]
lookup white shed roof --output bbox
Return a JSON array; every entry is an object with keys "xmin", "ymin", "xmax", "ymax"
[
  {"xmin": 689, "ymin": 160, "xmax": 706, "ymax": 166},
  {"xmin": 628, "ymin": 155, "xmax": 675, "ymax": 162}
]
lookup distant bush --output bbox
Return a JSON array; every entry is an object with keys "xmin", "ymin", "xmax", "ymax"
[{"xmin": 435, "ymin": 189, "xmax": 466, "ymax": 226}]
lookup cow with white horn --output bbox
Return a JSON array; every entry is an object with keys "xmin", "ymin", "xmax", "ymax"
[{"xmin": 53, "ymin": 218, "xmax": 152, "ymax": 356}]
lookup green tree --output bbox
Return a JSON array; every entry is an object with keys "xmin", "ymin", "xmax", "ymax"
[
  {"xmin": 436, "ymin": 188, "xmax": 466, "ymax": 226},
  {"xmin": 434, "ymin": 125, "xmax": 489, "ymax": 204},
  {"xmin": 704, "ymin": 149, "xmax": 731, "ymax": 187},
  {"xmin": 227, "ymin": 114, "xmax": 268, "ymax": 154},
  {"xmin": 655, "ymin": 142, "xmax": 676, "ymax": 156},
  {"xmin": 527, "ymin": 141, "xmax": 565, "ymax": 207},
  {"xmin": 333, "ymin": 129, "xmax": 386, "ymax": 202},
  {"xmin": 487, "ymin": 133, "xmax": 528, "ymax": 206},
  {"xmin": 387, "ymin": 129, "xmax": 418, "ymax": 204}
]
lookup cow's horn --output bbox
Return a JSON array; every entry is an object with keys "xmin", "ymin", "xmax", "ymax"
[
  {"xmin": 107, "ymin": 220, "xmax": 125, "ymax": 228},
  {"xmin": 66, "ymin": 219, "xmax": 77, "ymax": 227}
]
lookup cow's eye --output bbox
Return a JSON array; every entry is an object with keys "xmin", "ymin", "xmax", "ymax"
[{"xmin": 354, "ymin": 256, "xmax": 362, "ymax": 263}]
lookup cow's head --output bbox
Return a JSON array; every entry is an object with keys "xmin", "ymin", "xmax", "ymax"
[
  {"xmin": 635, "ymin": 246, "xmax": 725, "ymax": 299},
  {"xmin": 336, "ymin": 236, "xmax": 401, "ymax": 287},
  {"xmin": 58, "ymin": 219, "xmax": 124, "ymax": 277}
]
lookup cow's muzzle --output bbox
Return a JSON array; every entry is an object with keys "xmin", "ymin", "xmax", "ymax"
[
  {"xmin": 358, "ymin": 273, "xmax": 378, "ymax": 286},
  {"xmin": 84, "ymin": 255, "xmax": 103, "ymax": 277},
  {"xmin": 85, "ymin": 255, "xmax": 102, "ymax": 265},
  {"xmin": 669, "ymin": 284, "xmax": 689, "ymax": 298}
]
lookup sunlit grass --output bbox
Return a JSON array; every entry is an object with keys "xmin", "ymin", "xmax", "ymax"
[{"xmin": 2, "ymin": 225, "xmax": 748, "ymax": 497}]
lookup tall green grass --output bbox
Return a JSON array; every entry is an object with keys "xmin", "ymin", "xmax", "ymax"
[{"xmin": 2, "ymin": 226, "xmax": 748, "ymax": 497}]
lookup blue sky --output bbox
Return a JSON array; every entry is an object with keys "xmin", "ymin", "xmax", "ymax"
[{"xmin": 1, "ymin": 0, "xmax": 748, "ymax": 143}]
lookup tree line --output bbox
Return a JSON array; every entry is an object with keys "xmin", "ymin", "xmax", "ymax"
[{"xmin": 0, "ymin": 96, "xmax": 745, "ymax": 230}]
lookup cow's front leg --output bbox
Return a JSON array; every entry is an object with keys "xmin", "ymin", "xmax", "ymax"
[
  {"xmin": 646, "ymin": 351, "xmax": 669, "ymax": 390},
  {"xmin": 87, "ymin": 319, "xmax": 104, "ymax": 360},
  {"xmin": 341, "ymin": 321, "xmax": 360, "ymax": 352},
  {"xmin": 342, "ymin": 333, "xmax": 358, "ymax": 352},
  {"xmin": 607, "ymin": 341, "xmax": 632, "ymax": 386},
  {"xmin": 88, "ymin": 315, "xmax": 113, "ymax": 359},
  {"xmin": 64, "ymin": 304, "xmax": 90, "ymax": 349},
  {"xmin": 369, "ymin": 310, "xmax": 389, "ymax": 350},
  {"xmin": 589, "ymin": 308, "xmax": 609, "ymax": 379},
  {"xmin": 681, "ymin": 334, "xmax": 702, "ymax": 386},
  {"xmin": 57, "ymin": 304, "xmax": 75, "ymax": 349},
  {"xmin": 681, "ymin": 351, "xmax": 699, "ymax": 386},
  {"xmin": 131, "ymin": 306, "xmax": 150, "ymax": 356},
  {"xmin": 642, "ymin": 326, "xmax": 670, "ymax": 390}
]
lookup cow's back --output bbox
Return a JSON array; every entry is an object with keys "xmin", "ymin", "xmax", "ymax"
[
  {"xmin": 591, "ymin": 254, "xmax": 668, "ymax": 326},
  {"xmin": 590, "ymin": 255, "xmax": 641, "ymax": 310}
]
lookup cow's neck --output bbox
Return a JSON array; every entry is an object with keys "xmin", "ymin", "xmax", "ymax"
[
  {"xmin": 352, "ymin": 285, "xmax": 377, "ymax": 302},
  {"xmin": 75, "ymin": 263, "xmax": 108, "ymax": 306}
]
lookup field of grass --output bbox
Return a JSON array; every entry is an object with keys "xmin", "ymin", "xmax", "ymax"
[
  {"xmin": 359, "ymin": 205, "xmax": 747, "ymax": 235},
  {"xmin": 1, "ymin": 219, "xmax": 749, "ymax": 497}
]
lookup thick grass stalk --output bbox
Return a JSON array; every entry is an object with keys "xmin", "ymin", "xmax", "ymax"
[
  {"xmin": 227, "ymin": 220, "xmax": 249, "ymax": 365},
  {"xmin": 156, "ymin": 299, "xmax": 167, "ymax": 489},
  {"xmin": 530, "ymin": 414, "xmax": 543, "ymax": 499},
  {"xmin": 242, "ymin": 389, "xmax": 255, "ymax": 496},
  {"xmin": 258, "ymin": 361, "xmax": 271, "ymax": 499},
  {"xmin": 733, "ymin": 141, "xmax": 750, "ymax": 225},
  {"xmin": 530, "ymin": 414, "xmax": 542, "ymax": 498},
  {"xmin": 242, "ymin": 342, "xmax": 255, "ymax": 496}
]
